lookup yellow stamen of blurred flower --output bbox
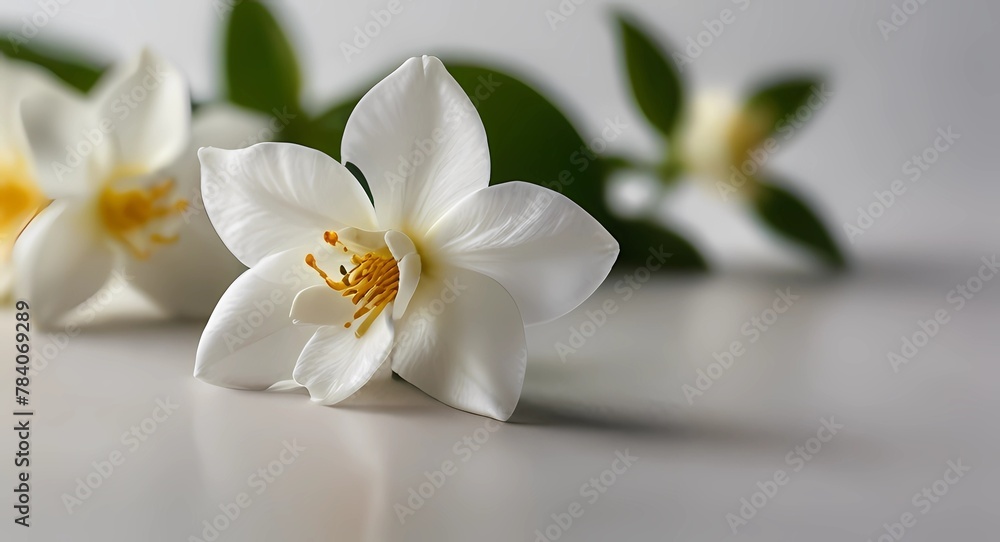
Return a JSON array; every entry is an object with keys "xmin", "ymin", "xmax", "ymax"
[
  {"xmin": 98, "ymin": 166, "xmax": 187, "ymax": 260},
  {"xmin": 0, "ymin": 158, "xmax": 45, "ymax": 246}
]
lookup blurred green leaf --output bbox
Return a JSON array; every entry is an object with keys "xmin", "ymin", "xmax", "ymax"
[
  {"xmin": 752, "ymin": 179, "xmax": 845, "ymax": 268},
  {"xmin": 745, "ymin": 76, "xmax": 823, "ymax": 140},
  {"xmin": 225, "ymin": 0, "xmax": 301, "ymax": 113},
  {"xmin": 446, "ymin": 63, "xmax": 703, "ymax": 270},
  {"xmin": 0, "ymin": 35, "xmax": 105, "ymax": 92},
  {"xmin": 446, "ymin": 63, "xmax": 605, "ymax": 213},
  {"xmin": 604, "ymin": 216, "xmax": 707, "ymax": 271},
  {"xmin": 616, "ymin": 14, "xmax": 684, "ymax": 137},
  {"xmin": 288, "ymin": 98, "xmax": 359, "ymax": 161}
]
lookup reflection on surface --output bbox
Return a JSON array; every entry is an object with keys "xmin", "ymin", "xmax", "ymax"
[{"xmin": 2, "ymin": 263, "xmax": 997, "ymax": 540}]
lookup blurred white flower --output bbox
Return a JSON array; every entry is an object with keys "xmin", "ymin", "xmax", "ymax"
[
  {"xmin": 606, "ymin": 168, "xmax": 663, "ymax": 218},
  {"xmin": 195, "ymin": 56, "xmax": 619, "ymax": 420},
  {"xmin": 678, "ymin": 90, "xmax": 768, "ymax": 194},
  {"xmin": 0, "ymin": 57, "xmax": 76, "ymax": 301},
  {"xmin": 13, "ymin": 50, "xmax": 263, "ymax": 324}
]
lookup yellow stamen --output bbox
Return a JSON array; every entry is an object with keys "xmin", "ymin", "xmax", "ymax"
[
  {"xmin": 0, "ymin": 158, "xmax": 46, "ymax": 249},
  {"xmin": 98, "ymin": 167, "xmax": 188, "ymax": 260},
  {"xmin": 305, "ymin": 230, "xmax": 400, "ymax": 338}
]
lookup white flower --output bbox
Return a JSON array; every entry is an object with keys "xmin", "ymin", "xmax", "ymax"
[
  {"xmin": 0, "ymin": 57, "xmax": 75, "ymax": 301},
  {"xmin": 13, "ymin": 50, "xmax": 261, "ymax": 324},
  {"xmin": 678, "ymin": 90, "xmax": 768, "ymax": 189},
  {"xmin": 195, "ymin": 56, "xmax": 619, "ymax": 420}
]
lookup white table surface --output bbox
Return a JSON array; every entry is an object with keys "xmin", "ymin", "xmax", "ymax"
[{"xmin": 2, "ymin": 259, "xmax": 997, "ymax": 541}]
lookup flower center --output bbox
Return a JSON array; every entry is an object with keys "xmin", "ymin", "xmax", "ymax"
[
  {"xmin": 98, "ymin": 167, "xmax": 188, "ymax": 260},
  {"xmin": 726, "ymin": 108, "xmax": 770, "ymax": 169},
  {"xmin": 305, "ymin": 231, "xmax": 399, "ymax": 338},
  {"xmin": 0, "ymin": 159, "xmax": 45, "ymax": 243}
]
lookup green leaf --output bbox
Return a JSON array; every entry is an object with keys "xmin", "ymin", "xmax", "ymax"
[
  {"xmin": 446, "ymin": 63, "xmax": 606, "ymax": 214},
  {"xmin": 0, "ymin": 35, "xmax": 105, "ymax": 92},
  {"xmin": 752, "ymin": 179, "xmax": 845, "ymax": 268},
  {"xmin": 224, "ymin": 0, "xmax": 301, "ymax": 113},
  {"xmin": 616, "ymin": 14, "xmax": 684, "ymax": 137},
  {"xmin": 604, "ymin": 216, "xmax": 707, "ymax": 271},
  {"xmin": 288, "ymin": 98, "xmax": 359, "ymax": 161},
  {"xmin": 745, "ymin": 76, "xmax": 823, "ymax": 140},
  {"xmin": 446, "ymin": 63, "xmax": 705, "ymax": 268}
]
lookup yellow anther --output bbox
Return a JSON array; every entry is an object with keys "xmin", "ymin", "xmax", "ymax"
[
  {"xmin": 305, "ymin": 231, "xmax": 399, "ymax": 338},
  {"xmin": 0, "ymin": 158, "xmax": 45, "ymax": 245},
  {"xmin": 98, "ymin": 169, "xmax": 187, "ymax": 260}
]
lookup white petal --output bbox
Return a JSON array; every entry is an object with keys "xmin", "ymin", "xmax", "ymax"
[
  {"xmin": 290, "ymin": 285, "xmax": 354, "ymax": 326},
  {"xmin": 194, "ymin": 247, "xmax": 322, "ymax": 390},
  {"xmin": 199, "ymin": 143, "xmax": 378, "ymax": 267},
  {"xmin": 20, "ymin": 85, "xmax": 103, "ymax": 198},
  {"xmin": 342, "ymin": 56, "xmax": 490, "ymax": 233},
  {"xmin": 12, "ymin": 201, "xmax": 113, "ymax": 325},
  {"xmin": 266, "ymin": 379, "xmax": 302, "ymax": 392},
  {"xmin": 391, "ymin": 266, "xmax": 527, "ymax": 421},
  {"xmin": 392, "ymin": 253, "xmax": 421, "ymax": 321},
  {"xmin": 678, "ymin": 90, "xmax": 761, "ymax": 184},
  {"xmin": 385, "ymin": 229, "xmax": 420, "ymax": 320},
  {"xmin": 292, "ymin": 314, "xmax": 394, "ymax": 405},
  {"xmin": 424, "ymin": 181, "xmax": 619, "ymax": 325},
  {"xmin": 93, "ymin": 49, "xmax": 190, "ymax": 172},
  {"xmin": 338, "ymin": 226, "xmax": 388, "ymax": 254},
  {"xmin": 384, "ymin": 229, "xmax": 416, "ymax": 259},
  {"xmin": 125, "ymin": 105, "xmax": 272, "ymax": 318},
  {"xmin": 0, "ymin": 57, "xmax": 76, "ymax": 159}
]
